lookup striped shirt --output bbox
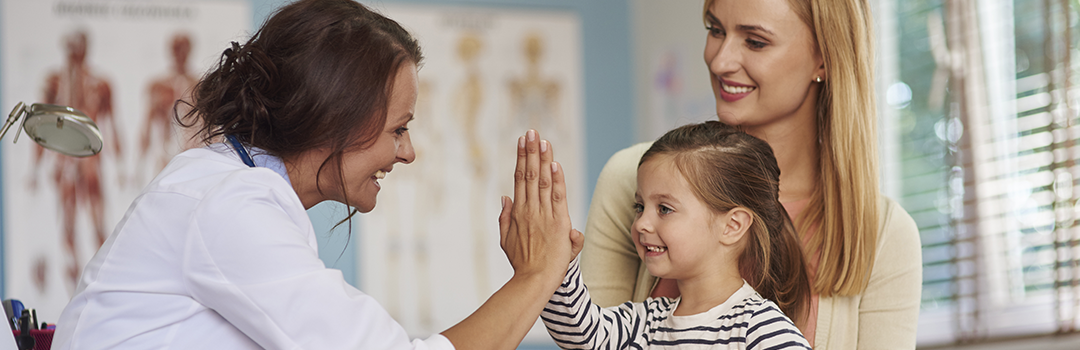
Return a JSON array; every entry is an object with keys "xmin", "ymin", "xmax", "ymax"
[{"xmin": 542, "ymin": 258, "xmax": 811, "ymax": 349}]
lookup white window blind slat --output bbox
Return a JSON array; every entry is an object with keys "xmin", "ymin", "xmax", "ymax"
[{"xmin": 882, "ymin": 0, "xmax": 1079, "ymax": 345}]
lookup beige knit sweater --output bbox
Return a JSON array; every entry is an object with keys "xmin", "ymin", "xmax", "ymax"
[{"xmin": 580, "ymin": 142, "xmax": 922, "ymax": 349}]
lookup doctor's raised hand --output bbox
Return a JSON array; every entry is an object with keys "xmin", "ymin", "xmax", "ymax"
[{"xmin": 443, "ymin": 129, "xmax": 583, "ymax": 349}]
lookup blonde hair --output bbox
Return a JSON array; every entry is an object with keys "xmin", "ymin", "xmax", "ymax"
[{"xmin": 702, "ymin": 0, "xmax": 880, "ymax": 297}]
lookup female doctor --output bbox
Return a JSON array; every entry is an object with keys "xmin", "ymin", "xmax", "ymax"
[{"xmin": 51, "ymin": 0, "xmax": 582, "ymax": 348}]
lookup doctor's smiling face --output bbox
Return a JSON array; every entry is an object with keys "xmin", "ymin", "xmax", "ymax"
[
  {"xmin": 328, "ymin": 62, "xmax": 418, "ymax": 212},
  {"xmin": 703, "ymin": 0, "xmax": 824, "ymax": 130}
]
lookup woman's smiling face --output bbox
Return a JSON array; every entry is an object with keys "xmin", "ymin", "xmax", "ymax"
[
  {"xmin": 325, "ymin": 62, "xmax": 418, "ymax": 213},
  {"xmin": 703, "ymin": 0, "xmax": 824, "ymax": 128}
]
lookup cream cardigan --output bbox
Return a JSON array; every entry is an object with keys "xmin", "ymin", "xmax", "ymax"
[{"xmin": 580, "ymin": 142, "xmax": 922, "ymax": 349}]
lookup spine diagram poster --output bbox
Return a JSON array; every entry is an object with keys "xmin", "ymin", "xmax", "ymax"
[
  {"xmin": 360, "ymin": 4, "xmax": 584, "ymax": 343},
  {"xmin": 1, "ymin": 0, "xmax": 250, "ymax": 322}
]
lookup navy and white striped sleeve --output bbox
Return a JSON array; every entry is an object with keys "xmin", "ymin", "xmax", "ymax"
[
  {"xmin": 744, "ymin": 299, "xmax": 811, "ymax": 350},
  {"xmin": 541, "ymin": 257, "xmax": 649, "ymax": 349}
]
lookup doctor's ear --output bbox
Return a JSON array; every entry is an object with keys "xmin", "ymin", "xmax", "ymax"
[{"xmin": 718, "ymin": 208, "xmax": 753, "ymax": 246}]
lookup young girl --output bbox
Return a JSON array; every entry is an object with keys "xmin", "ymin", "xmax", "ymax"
[{"xmin": 542, "ymin": 121, "xmax": 811, "ymax": 349}]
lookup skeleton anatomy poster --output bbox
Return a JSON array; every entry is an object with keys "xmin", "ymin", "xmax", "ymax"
[
  {"xmin": 1, "ymin": 0, "xmax": 250, "ymax": 322},
  {"xmin": 360, "ymin": 4, "xmax": 584, "ymax": 343}
]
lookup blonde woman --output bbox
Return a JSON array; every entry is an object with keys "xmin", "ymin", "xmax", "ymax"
[{"xmin": 579, "ymin": 0, "xmax": 922, "ymax": 348}]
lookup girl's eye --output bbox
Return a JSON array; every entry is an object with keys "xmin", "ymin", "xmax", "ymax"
[
  {"xmin": 658, "ymin": 205, "xmax": 674, "ymax": 215},
  {"xmin": 633, "ymin": 203, "xmax": 644, "ymax": 214},
  {"xmin": 394, "ymin": 126, "xmax": 409, "ymax": 136},
  {"xmin": 706, "ymin": 25, "xmax": 724, "ymax": 38},
  {"xmin": 747, "ymin": 39, "xmax": 767, "ymax": 49}
]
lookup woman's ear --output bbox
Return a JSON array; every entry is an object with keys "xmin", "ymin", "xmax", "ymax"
[
  {"xmin": 813, "ymin": 62, "xmax": 827, "ymax": 83},
  {"xmin": 813, "ymin": 48, "xmax": 827, "ymax": 83},
  {"xmin": 718, "ymin": 208, "xmax": 753, "ymax": 246}
]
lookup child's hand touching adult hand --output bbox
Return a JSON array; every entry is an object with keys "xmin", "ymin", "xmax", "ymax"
[
  {"xmin": 498, "ymin": 129, "xmax": 578, "ymax": 283},
  {"xmin": 442, "ymin": 129, "xmax": 581, "ymax": 350}
]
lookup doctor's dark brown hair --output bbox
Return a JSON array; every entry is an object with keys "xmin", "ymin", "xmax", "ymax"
[
  {"xmin": 180, "ymin": 0, "xmax": 422, "ymax": 211},
  {"xmin": 640, "ymin": 121, "xmax": 811, "ymax": 327}
]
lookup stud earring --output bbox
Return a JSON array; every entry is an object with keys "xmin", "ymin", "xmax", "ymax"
[{"xmin": 814, "ymin": 76, "xmax": 823, "ymax": 83}]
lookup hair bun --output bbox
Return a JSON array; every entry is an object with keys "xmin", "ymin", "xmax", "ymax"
[{"xmin": 224, "ymin": 41, "xmax": 243, "ymax": 68}]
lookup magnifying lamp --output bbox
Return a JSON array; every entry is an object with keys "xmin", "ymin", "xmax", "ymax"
[{"xmin": 0, "ymin": 102, "xmax": 103, "ymax": 157}]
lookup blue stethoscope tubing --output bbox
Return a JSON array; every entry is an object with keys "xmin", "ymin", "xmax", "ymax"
[{"xmin": 226, "ymin": 134, "xmax": 256, "ymax": 168}]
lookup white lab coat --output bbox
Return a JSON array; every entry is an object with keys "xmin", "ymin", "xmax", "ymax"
[{"xmin": 53, "ymin": 144, "xmax": 453, "ymax": 350}]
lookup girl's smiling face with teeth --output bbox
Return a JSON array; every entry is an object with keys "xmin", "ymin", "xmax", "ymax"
[{"xmin": 632, "ymin": 155, "xmax": 729, "ymax": 281}]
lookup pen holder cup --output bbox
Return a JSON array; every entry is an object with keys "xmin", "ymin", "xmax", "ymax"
[{"xmin": 12, "ymin": 329, "xmax": 53, "ymax": 350}]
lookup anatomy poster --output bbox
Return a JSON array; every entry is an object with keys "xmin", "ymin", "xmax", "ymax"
[
  {"xmin": 1, "ymin": 0, "xmax": 250, "ymax": 322},
  {"xmin": 360, "ymin": 4, "xmax": 584, "ymax": 343}
]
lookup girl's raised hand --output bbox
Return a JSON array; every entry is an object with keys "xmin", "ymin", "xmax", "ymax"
[{"xmin": 498, "ymin": 129, "xmax": 578, "ymax": 281}]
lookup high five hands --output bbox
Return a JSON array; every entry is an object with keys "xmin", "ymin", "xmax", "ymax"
[
  {"xmin": 499, "ymin": 129, "xmax": 583, "ymax": 283},
  {"xmin": 441, "ymin": 129, "xmax": 583, "ymax": 350}
]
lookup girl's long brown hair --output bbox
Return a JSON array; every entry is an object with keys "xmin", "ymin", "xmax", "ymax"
[
  {"xmin": 179, "ymin": 0, "xmax": 422, "ymax": 218},
  {"xmin": 641, "ymin": 121, "xmax": 812, "ymax": 326}
]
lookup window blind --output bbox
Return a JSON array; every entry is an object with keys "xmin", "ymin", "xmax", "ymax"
[{"xmin": 876, "ymin": 0, "xmax": 1080, "ymax": 346}]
